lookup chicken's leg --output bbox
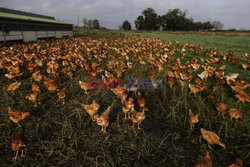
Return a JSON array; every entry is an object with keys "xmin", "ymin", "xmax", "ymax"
[
  {"xmin": 124, "ymin": 113, "xmax": 127, "ymax": 120},
  {"xmin": 17, "ymin": 123, "xmax": 21, "ymax": 127},
  {"xmin": 21, "ymin": 150, "xmax": 25, "ymax": 157},
  {"xmin": 13, "ymin": 151, "xmax": 18, "ymax": 162},
  {"xmin": 128, "ymin": 112, "xmax": 131, "ymax": 119},
  {"xmin": 208, "ymin": 143, "xmax": 212, "ymax": 149},
  {"xmin": 137, "ymin": 123, "xmax": 142, "ymax": 130},
  {"xmin": 132, "ymin": 123, "xmax": 135, "ymax": 128}
]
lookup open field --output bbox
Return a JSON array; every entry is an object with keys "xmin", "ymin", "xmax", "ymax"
[
  {"xmin": 0, "ymin": 31, "xmax": 249, "ymax": 166},
  {"xmin": 133, "ymin": 30, "xmax": 250, "ymax": 36},
  {"xmin": 125, "ymin": 30, "xmax": 250, "ymax": 83},
  {"xmin": 126, "ymin": 31, "xmax": 250, "ymax": 60}
]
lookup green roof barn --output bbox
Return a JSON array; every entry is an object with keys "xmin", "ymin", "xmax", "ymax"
[{"xmin": 0, "ymin": 7, "xmax": 73, "ymax": 42}]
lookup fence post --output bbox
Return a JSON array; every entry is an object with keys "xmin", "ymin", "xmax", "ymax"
[
  {"xmin": 2, "ymin": 24, "xmax": 6, "ymax": 43},
  {"xmin": 21, "ymin": 24, "xmax": 24, "ymax": 41}
]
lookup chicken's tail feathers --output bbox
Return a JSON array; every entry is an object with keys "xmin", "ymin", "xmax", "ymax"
[
  {"xmin": 8, "ymin": 107, "xmax": 12, "ymax": 114},
  {"xmin": 188, "ymin": 109, "xmax": 193, "ymax": 116}
]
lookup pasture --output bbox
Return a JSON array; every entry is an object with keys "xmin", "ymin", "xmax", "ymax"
[{"xmin": 0, "ymin": 31, "xmax": 249, "ymax": 166}]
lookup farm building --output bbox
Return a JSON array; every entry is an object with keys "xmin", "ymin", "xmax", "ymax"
[{"xmin": 0, "ymin": 7, "xmax": 73, "ymax": 42}]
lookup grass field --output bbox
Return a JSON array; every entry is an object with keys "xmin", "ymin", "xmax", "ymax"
[
  {"xmin": 125, "ymin": 31, "xmax": 250, "ymax": 83},
  {"xmin": 127, "ymin": 31, "xmax": 250, "ymax": 59},
  {"xmin": 0, "ymin": 31, "xmax": 249, "ymax": 167}
]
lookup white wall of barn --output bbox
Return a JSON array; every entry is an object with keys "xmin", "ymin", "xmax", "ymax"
[{"xmin": 0, "ymin": 30, "xmax": 73, "ymax": 42}]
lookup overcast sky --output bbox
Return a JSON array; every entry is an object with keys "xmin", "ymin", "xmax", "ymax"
[{"xmin": 1, "ymin": 0, "xmax": 250, "ymax": 30}]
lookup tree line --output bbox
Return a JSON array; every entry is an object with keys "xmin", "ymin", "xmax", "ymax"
[{"xmin": 122, "ymin": 8, "xmax": 223, "ymax": 31}]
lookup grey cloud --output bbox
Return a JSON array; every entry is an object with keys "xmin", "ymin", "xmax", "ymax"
[{"xmin": 1, "ymin": 0, "xmax": 250, "ymax": 29}]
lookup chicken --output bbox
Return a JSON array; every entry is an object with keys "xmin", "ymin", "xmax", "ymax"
[
  {"xmin": 231, "ymin": 84, "xmax": 250, "ymax": 92},
  {"xmin": 195, "ymin": 77, "xmax": 205, "ymax": 85},
  {"xmin": 96, "ymin": 106, "xmax": 111, "ymax": 133},
  {"xmin": 32, "ymin": 70, "xmax": 43, "ymax": 82},
  {"xmin": 105, "ymin": 70, "xmax": 115, "ymax": 78},
  {"xmin": 44, "ymin": 76, "xmax": 61, "ymax": 91},
  {"xmin": 131, "ymin": 107, "xmax": 146, "ymax": 130},
  {"xmin": 82, "ymin": 100, "xmax": 100, "ymax": 121},
  {"xmin": 201, "ymin": 128, "xmax": 226, "ymax": 149},
  {"xmin": 228, "ymin": 108, "xmax": 243, "ymax": 121},
  {"xmin": 189, "ymin": 84, "xmax": 207, "ymax": 96},
  {"xmin": 32, "ymin": 83, "xmax": 40, "ymax": 92},
  {"xmin": 79, "ymin": 81, "xmax": 94, "ymax": 94},
  {"xmin": 168, "ymin": 77, "xmax": 177, "ymax": 88},
  {"xmin": 191, "ymin": 63, "xmax": 200, "ymax": 71},
  {"xmin": 127, "ymin": 62, "xmax": 133, "ymax": 69},
  {"xmin": 111, "ymin": 85, "xmax": 128, "ymax": 103},
  {"xmin": 8, "ymin": 107, "xmax": 29, "ymax": 127},
  {"xmin": 25, "ymin": 92, "xmax": 38, "ymax": 107},
  {"xmin": 234, "ymin": 90, "xmax": 250, "ymax": 103},
  {"xmin": 122, "ymin": 97, "xmax": 134, "ymax": 119},
  {"xmin": 57, "ymin": 87, "xmax": 66, "ymax": 105},
  {"xmin": 116, "ymin": 68, "xmax": 125, "ymax": 78},
  {"xmin": 226, "ymin": 73, "xmax": 239, "ymax": 82},
  {"xmin": 126, "ymin": 79, "xmax": 138, "ymax": 94},
  {"xmin": 195, "ymin": 151, "xmax": 212, "ymax": 167},
  {"xmin": 215, "ymin": 103, "xmax": 229, "ymax": 117},
  {"xmin": 188, "ymin": 109, "xmax": 198, "ymax": 130},
  {"xmin": 179, "ymin": 80, "xmax": 187, "ymax": 90},
  {"xmin": 11, "ymin": 127, "xmax": 27, "ymax": 162},
  {"xmin": 219, "ymin": 65, "xmax": 226, "ymax": 70},
  {"xmin": 67, "ymin": 70, "xmax": 74, "ymax": 79},
  {"xmin": 137, "ymin": 92, "xmax": 146, "ymax": 110},
  {"xmin": 241, "ymin": 63, "xmax": 249, "ymax": 70},
  {"xmin": 229, "ymin": 158, "xmax": 243, "ymax": 167},
  {"xmin": 5, "ymin": 72, "xmax": 23, "ymax": 80},
  {"xmin": 198, "ymin": 71, "xmax": 209, "ymax": 81},
  {"xmin": 139, "ymin": 60, "xmax": 146, "ymax": 65},
  {"xmin": 7, "ymin": 81, "xmax": 21, "ymax": 93}
]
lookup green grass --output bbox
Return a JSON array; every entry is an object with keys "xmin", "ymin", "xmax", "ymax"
[
  {"xmin": 122, "ymin": 31, "xmax": 250, "ymax": 83},
  {"xmin": 0, "ymin": 31, "xmax": 249, "ymax": 167},
  {"xmin": 126, "ymin": 31, "xmax": 250, "ymax": 59}
]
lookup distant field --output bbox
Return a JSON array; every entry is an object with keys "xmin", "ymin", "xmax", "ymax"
[
  {"xmin": 120, "ymin": 31, "xmax": 250, "ymax": 83},
  {"xmin": 126, "ymin": 31, "xmax": 250, "ymax": 60}
]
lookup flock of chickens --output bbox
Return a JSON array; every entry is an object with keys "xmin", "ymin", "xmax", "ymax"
[{"xmin": 1, "ymin": 34, "xmax": 249, "ymax": 166}]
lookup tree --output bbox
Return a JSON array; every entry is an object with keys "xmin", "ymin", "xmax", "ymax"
[
  {"xmin": 156, "ymin": 15, "xmax": 163, "ymax": 30},
  {"xmin": 87, "ymin": 19, "xmax": 93, "ymax": 29},
  {"xmin": 203, "ymin": 21, "xmax": 214, "ymax": 31},
  {"xmin": 93, "ymin": 19, "xmax": 100, "ymax": 29},
  {"xmin": 161, "ymin": 8, "xmax": 189, "ymax": 31},
  {"xmin": 122, "ymin": 20, "xmax": 132, "ymax": 30},
  {"xmin": 135, "ymin": 15, "xmax": 144, "ymax": 30},
  {"xmin": 212, "ymin": 21, "xmax": 223, "ymax": 30},
  {"xmin": 194, "ymin": 22, "xmax": 204, "ymax": 31},
  {"xmin": 142, "ymin": 8, "xmax": 158, "ymax": 30}
]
